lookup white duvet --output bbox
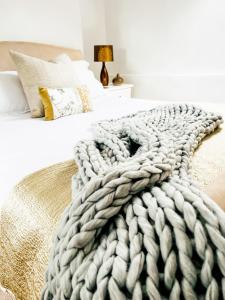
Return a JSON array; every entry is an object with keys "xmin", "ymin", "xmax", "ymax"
[
  {"xmin": 0, "ymin": 95, "xmax": 156, "ymax": 205},
  {"xmin": 0, "ymin": 95, "xmax": 224, "ymax": 206}
]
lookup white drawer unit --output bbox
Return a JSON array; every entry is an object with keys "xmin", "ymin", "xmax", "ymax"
[{"xmin": 105, "ymin": 84, "xmax": 134, "ymax": 98}]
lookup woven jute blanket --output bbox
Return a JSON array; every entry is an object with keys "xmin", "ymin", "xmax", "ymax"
[{"xmin": 42, "ymin": 104, "xmax": 225, "ymax": 300}]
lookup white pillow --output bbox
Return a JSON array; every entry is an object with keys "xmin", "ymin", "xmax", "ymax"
[
  {"xmin": 53, "ymin": 54, "xmax": 105, "ymax": 99},
  {"xmin": 0, "ymin": 71, "xmax": 29, "ymax": 113},
  {"xmin": 50, "ymin": 53, "xmax": 72, "ymax": 64},
  {"xmin": 71, "ymin": 60, "xmax": 106, "ymax": 99}
]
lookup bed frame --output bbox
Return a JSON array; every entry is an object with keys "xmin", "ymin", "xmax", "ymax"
[{"xmin": 0, "ymin": 41, "xmax": 82, "ymax": 71}]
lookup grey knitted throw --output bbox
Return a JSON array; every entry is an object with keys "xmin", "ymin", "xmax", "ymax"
[{"xmin": 43, "ymin": 104, "xmax": 225, "ymax": 300}]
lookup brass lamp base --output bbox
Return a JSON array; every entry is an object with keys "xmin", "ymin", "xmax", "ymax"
[{"xmin": 100, "ymin": 62, "xmax": 109, "ymax": 86}]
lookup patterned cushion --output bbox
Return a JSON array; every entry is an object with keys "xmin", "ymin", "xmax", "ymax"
[{"xmin": 39, "ymin": 86, "xmax": 91, "ymax": 121}]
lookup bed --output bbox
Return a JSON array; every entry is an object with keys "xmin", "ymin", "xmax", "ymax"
[{"xmin": 0, "ymin": 42, "xmax": 225, "ymax": 300}]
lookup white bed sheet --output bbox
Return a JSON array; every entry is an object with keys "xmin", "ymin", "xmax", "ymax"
[{"xmin": 0, "ymin": 95, "xmax": 224, "ymax": 206}]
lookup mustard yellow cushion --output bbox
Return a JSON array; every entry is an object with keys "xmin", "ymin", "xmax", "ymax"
[{"xmin": 39, "ymin": 86, "xmax": 91, "ymax": 121}]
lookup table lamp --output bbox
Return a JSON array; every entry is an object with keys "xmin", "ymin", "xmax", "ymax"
[{"xmin": 94, "ymin": 45, "xmax": 113, "ymax": 86}]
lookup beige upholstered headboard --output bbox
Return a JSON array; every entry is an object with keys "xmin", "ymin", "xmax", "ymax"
[{"xmin": 0, "ymin": 41, "xmax": 83, "ymax": 71}]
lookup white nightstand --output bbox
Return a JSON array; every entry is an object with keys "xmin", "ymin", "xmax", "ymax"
[{"xmin": 104, "ymin": 84, "xmax": 134, "ymax": 98}]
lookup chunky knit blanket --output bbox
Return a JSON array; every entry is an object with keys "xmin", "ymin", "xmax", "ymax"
[{"xmin": 42, "ymin": 105, "xmax": 225, "ymax": 300}]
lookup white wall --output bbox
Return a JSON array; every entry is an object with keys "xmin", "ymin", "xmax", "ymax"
[
  {"xmin": 79, "ymin": 0, "xmax": 107, "ymax": 76},
  {"xmin": 1, "ymin": 0, "xmax": 225, "ymax": 103},
  {"xmin": 105, "ymin": 0, "xmax": 225, "ymax": 102},
  {"xmin": 0, "ymin": 0, "xmax": 83, "ymax": 49},
  {"xmin": 0, "ymin": 0, "xmax": 107, "ymax": 78}
]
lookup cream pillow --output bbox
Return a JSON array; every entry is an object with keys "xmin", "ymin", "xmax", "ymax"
[
  {"xmin": 39, "ymin": 86, "xmax": 91, "ymax": 121},
  {"xmin": 10, "ymin": 50, "xmax": 76, "ymax": 117}
]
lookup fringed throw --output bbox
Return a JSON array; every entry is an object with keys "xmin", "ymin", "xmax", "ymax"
[{"xmin": 42, "ymin": 104, "xmax": 225, "ymax": 300}]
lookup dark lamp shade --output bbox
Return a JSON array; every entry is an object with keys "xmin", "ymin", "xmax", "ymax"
[{"xmin": 94, "ymin": 45, "xmax": 113, "ymax": 62}]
